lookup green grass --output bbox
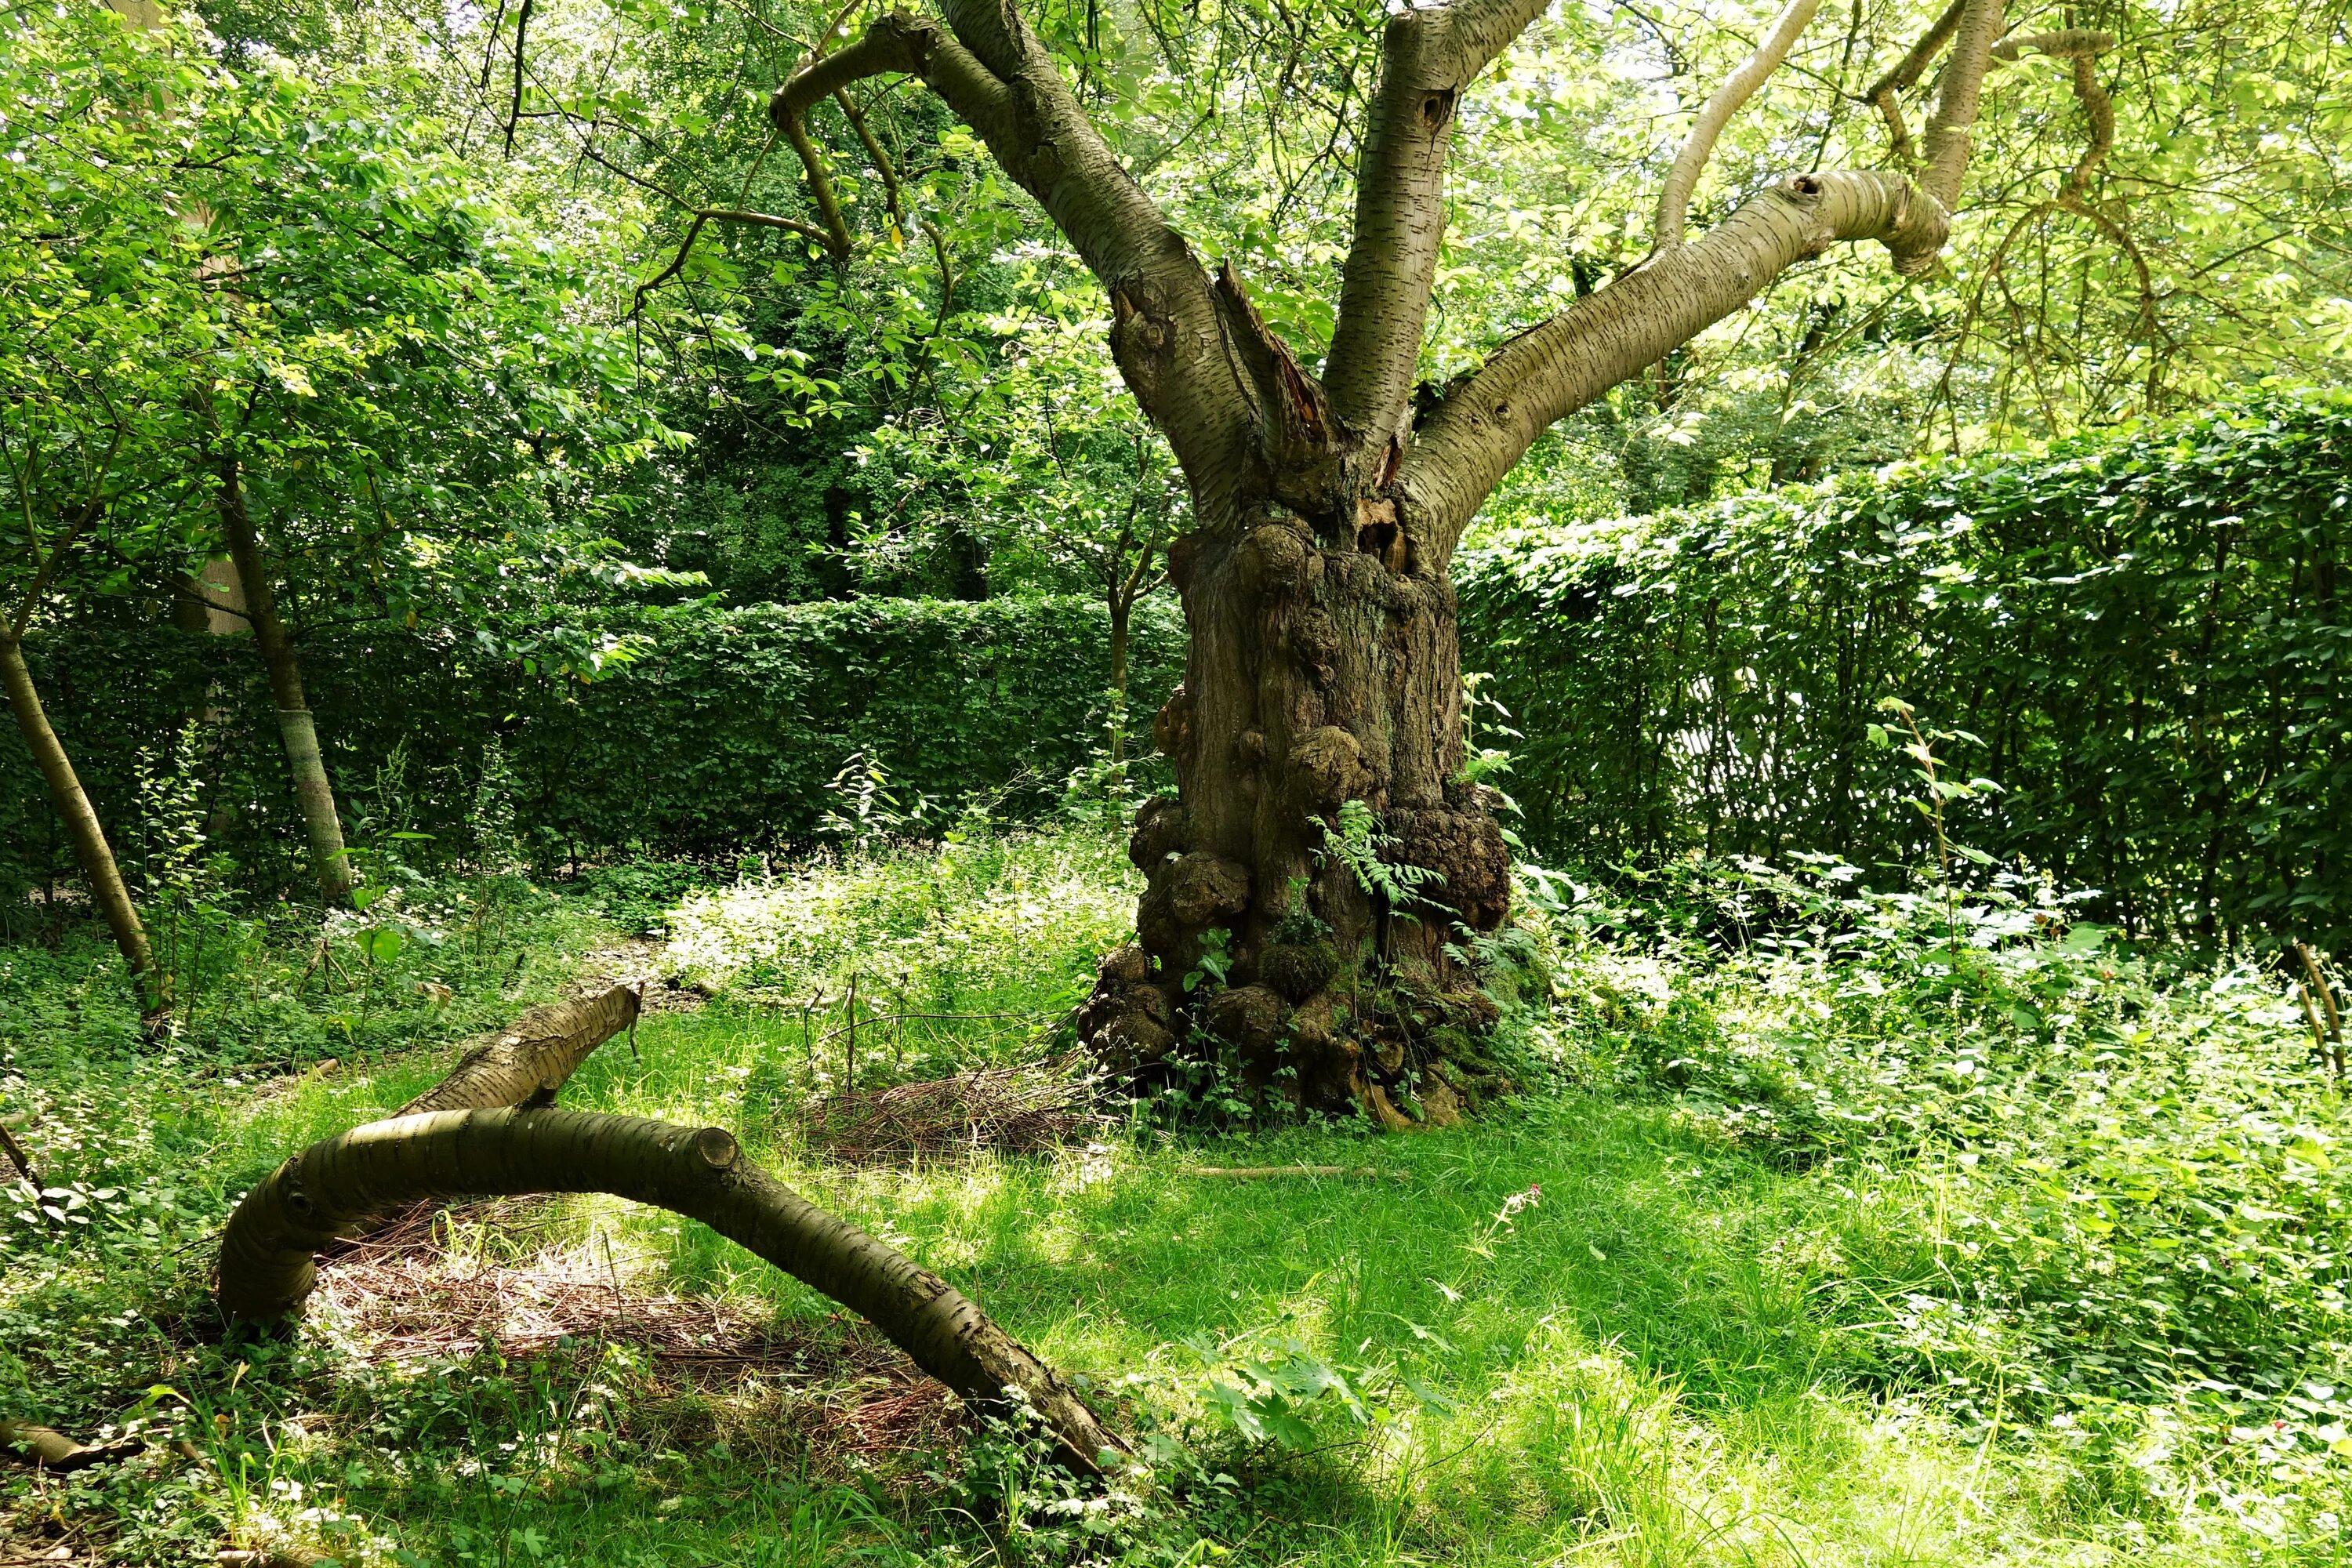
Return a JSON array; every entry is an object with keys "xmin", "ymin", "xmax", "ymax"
[{"xmin": 3, "ymin": 827, "xmax": 2348, "ymax": 1566}]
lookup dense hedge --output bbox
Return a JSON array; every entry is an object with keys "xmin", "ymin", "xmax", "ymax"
[
  {"xmin": 0, "ymin": 596, "xmax": 1185, "ymax": 905},
  {"xmin": 1458, "ymin": 390, "xmax": 2352, "ymax": 943},
  {"xmin": 11, "ymin": 395, "xmax": 2349, "ymax": 944}
]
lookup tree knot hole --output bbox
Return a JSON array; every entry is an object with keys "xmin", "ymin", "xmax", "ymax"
[
  {"xmin": 1419, "ymin": 89, "xmax": 1456, "ymax": 135},
  {"xmin": 1355, "ymin": 495, "xmax": 1407, "ymax": 572}
]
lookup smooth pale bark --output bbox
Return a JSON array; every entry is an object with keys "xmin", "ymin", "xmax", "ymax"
[
  {"xmin": 214, "ymin": 454, "xmax": 353, "ymax": 904},
  {"xmin": 0, "ymin": 633, "xmax": 163, "ymax": 1014},
  {"xmin": 1, "ymin": 1417, "xmax": 143, "ymax": 1472},
  {"xmin": 1653, "ymin": 0, "xmax": 1820, "ymax": 249},
  {"xmin": 1399, "ymin": 171, "xmax": 1934, "ymax": 554},
  {"xmin": 216, "ymin": 1108, "xmax": 1130, "ymax": 1472}
]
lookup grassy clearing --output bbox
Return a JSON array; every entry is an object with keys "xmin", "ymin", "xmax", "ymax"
[{"xmin": 2, "ymin": 827, "xmax": 2348, "ymax": 1566}]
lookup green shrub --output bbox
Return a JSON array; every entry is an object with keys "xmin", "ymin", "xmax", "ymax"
[
  {"xmin": 0, "ymin": 594, "xmax": 1185, "ymax": 904},
  {"xmin": 1459, "ymin": 388, "xmax": 2352, "ymax": 946}
]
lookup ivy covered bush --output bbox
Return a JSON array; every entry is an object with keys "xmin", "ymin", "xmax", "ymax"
[
  {"xmin": 1460, "ymin": 390, "xmax": 2352, "ymax": 945},
  {"xmin": 0, "ymin": 595, "xmax": 1183, "ymax": 902}
]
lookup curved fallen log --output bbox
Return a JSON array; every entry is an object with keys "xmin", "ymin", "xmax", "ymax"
[{"xmin": 216, "ymin": 1106, "xmax": 1128, "ymax": 1473}]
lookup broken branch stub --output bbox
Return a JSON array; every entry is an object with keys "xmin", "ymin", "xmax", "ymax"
[
  {"xmin": 215, "ymin": 1106, "xmax": 1130, "ymax": 1473},
  {"xmin": 395, "ymin": 983, "xmax": 641, "ymax": 1116}
]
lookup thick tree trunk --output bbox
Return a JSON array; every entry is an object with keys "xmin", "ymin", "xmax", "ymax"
[
  {"xmin": 0, "ymin": 632, "xmax": 165, "ymax": 1017},
  {"xmin": 1080, "ymin": 494, "xmax": 1512, "ymax": 1126},
  {"xmin": 214, "ymin": 456, "xmax": 354, "ymax": 904},
  {"xmin": 779, "ymin": 0, "xmax": 2020, "ymax": 1125}
]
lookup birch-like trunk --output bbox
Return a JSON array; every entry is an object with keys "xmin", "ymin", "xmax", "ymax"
[{"xmin": 215, "ymin": 454, "xmax": 354, "ymax": 905}]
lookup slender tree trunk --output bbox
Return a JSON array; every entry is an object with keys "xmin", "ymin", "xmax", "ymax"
[
  {"xmin": 1107, "ymin": 593, "xmax": 1131, "ymax": 767},
  {"xmin": 214, "ymin": 453, "xmax": 353, "ymax": 903},
  {"xmin": 0, "ymin": 632, "xmax": 165, "ymax": 1015}
]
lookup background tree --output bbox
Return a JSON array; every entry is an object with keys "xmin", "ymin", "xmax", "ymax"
[
  {"xmin": 852, "ymin": 274, "xmax": 1185, "ymax": 769},
  {"xmin": 0, "ymin": 5, "xmax": 222, "ymax": 1017}
]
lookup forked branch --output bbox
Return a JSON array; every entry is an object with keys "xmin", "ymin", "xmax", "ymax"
[
  {"xmin": 1653, "ymin": 0, "xmax": 1820, "ymax": 249},
  {"xmin": 770, "ymin": 2, "xmax": 1258, "ymax": 515},
  {"xmin": 1866, "ymin": 0, "xmax": 1967, "ymax": 168},
  {"xmin": 1397, "ymin": 171, "xmax": 1940, "ymax": 554},
  {"xmin": 1399, "ymin": 0, "xmax": 2014, "ymax": 555}
]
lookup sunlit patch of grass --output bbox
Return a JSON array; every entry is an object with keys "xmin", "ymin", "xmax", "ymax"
[
  {"xmin": 659, "ymin": 827, "xmax": 1138, "ymax": 1084},
  {"xmin": 7, "ymin": 825, "xmax": 2350, "ymax": 1565}
]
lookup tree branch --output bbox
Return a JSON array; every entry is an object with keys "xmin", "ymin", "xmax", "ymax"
[
  {"xmin": 1399, "ymin": 0, "xmax": 2016, "ymax": 550},
  {"xmin": 503, "ymin": 0, "xmax": 534, "ymax": 154},
  {"xmin": 1321, "ymin": 0, "xmax": 1555, "ymax": 447},
  {"xmin": 1991, "ymin": 29, "xmax": 2115, "ymax": 199},
  {"xmin": 8, "ymin": 426, "xmax": 122, "ymax": 639},
  {"xmin": 1396, "ymin": 170, "xmax": 1937, "ymax": 557},
  {"xmin": 773, "ymin": 13, "xmax": 1013, "ymax": 259},
  {"xmin": 772, "ymin": 5, "xmax": 1260, "ymax": 518},
  {"xmin": 630, "ymin": 209, "xmax": 838, "ymax": 318},
  {"xmin": 836, "ymin": 88, "xmax": 908, "ymax": 235},
  {"xmin": 1653, "ymin": 0, "xmax": 1820, "ymax": 249},
  {"xmin": 1864, "ymin": 0, "xmax": 1966, "ymax": 169},
  {"xmin": 1910, "ymin": 0, "xmax": 2005, "ymax": 227}
]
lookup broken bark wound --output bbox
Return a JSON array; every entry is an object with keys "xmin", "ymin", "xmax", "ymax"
[{"xmin": 1355, "ymin": 495, "xmax": 1407, "ymax": 572}]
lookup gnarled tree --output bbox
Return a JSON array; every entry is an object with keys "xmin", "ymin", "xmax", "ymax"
[{"xmin": 768, "ymin": 0, "xmax": 2101, "ymax": 1121}]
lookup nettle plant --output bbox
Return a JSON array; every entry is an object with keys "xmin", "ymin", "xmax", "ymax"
[{"xmin": 685, "ymin": 0, "xmax": 2129, "ymax": 1123}]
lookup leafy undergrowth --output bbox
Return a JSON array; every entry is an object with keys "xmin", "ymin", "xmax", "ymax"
[{"xmin": 2, "ymin": 826, "xmax": 2348, "ymax": 1565}]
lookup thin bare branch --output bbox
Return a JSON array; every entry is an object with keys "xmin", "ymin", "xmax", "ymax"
[
  {"xmin": 1864, "ymin": 0, "xmax": 1965, "ymax": 168},
  {"xmin": 1654, "ymin": 0, "xmax": 1820, "ymax": 249},
  {"xmin": 503, "ymin": 0, "xmax": 534, "ymax": 154},
  {"xmin": 836, "ymin": 88, "xmax": 906, "ymax": 234}
]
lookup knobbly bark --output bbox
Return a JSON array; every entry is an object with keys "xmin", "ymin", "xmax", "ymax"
[
  {"xmin": 769, "ymin": 0, "xmax": 2033, "ymax": 1120},
  {"xmin": 216, "ymin": 1107, "xmax": 1130, "ymax": 1472},
  {"xmin": 214, "ymin": 452, "xmax": 354, "ymax": 905},
  {"xmin": 0, "ymin": 632, "xmax": 165, "ymax": 1018}
]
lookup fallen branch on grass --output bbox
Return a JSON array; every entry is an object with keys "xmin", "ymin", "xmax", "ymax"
[
  {"xmin": 395, "ymin": 982, "xmax": 642, "ymax": 1115},
  {"xmin": 215, "ymin": 1107, "xmax": 1130, "ymax": 1473},
  {"xmin": 0, "ymin": 1416, "xmax": 142, "ymax": 1472},
  {"xmin": 1178, "ymin": 1165, "xmax": 1403, "ymax": 1180}
]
